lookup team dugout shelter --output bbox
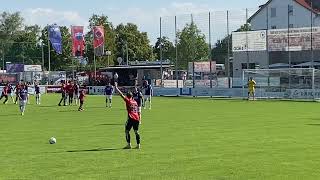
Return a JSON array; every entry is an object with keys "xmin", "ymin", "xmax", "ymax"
[{"xmin": 99, "ymin": 60, "xmax": 173, "ymax": 86}]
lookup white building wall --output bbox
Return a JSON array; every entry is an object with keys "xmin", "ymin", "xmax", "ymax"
[{"xmin": 250, "ymin": 0, "xmax": 320, "ymax": 30}]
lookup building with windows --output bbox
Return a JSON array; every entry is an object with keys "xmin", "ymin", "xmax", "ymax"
[
  {"xmin": 249, "ymin": 0, "xmax": 320, "ymax": 30},
  {"xmin": 232, "ymin": 0, "xmax": 320, "ymax": 78}
]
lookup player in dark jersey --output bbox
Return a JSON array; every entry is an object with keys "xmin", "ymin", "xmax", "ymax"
[
  {"xmin": 142, "ymin": 80, "xmax": 153, "ymax": 110},
  {"xmin": 18, "ymin": 85, "xmax": 28, "ymax": 116},
  {"xmin": 0, "ymin": 84, "xmax": 9, "ymax": 104},
  {"xmin": 7, "ymin": 83, "xmax": 14, "ymax": 103},
  {"xmin": 14, "ymin": 83, "xmax": 21, "ymax": 104},
  {"xmin": 78, "ymin": 90, "xmax": 85, "ymax": 111},
  {"xmin": 66, "ymin": 81, "xmax": 74, "ymax": 105},
  {"xmin": 115, "ymin": 83, "xmax": 141, "ymax": 149},
  {"xmin": 133, "ymin": 87, "xmax": 143, "ymax": 124},
  {"xmin": 104, "ymin": 82, "xmax": 114, "ymax": 108},
  {"xmin": 35, "ymin": 83, "xmax": 41, "ymax": 105},
  {"xmin": 58, "ymin": 83, "xmax": 67, "ymax": 106},
  {"xmin": 73, "ymin": 82, "xmax": 80, "ymax": 105}
]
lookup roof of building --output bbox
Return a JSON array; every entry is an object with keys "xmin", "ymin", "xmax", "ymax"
[
  {"xmin": 100, "ymin": 65, "xmax": 173, "ymax": 71},
  {"xmin": 248, "ymin": 0, "xmax": 320, "ymax": 22}
]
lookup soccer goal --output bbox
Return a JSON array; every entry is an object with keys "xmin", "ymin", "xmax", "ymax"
[{"xmin": 242, "ymin": 68, "xmax": 320, "ymax": 100}]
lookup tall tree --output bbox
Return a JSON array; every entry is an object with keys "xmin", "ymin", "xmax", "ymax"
[
  {"xmin": 153, "ymin": 36, "xmax": 175, "ymax": 61},
  {"xmin": 0, "ymin": 12, "xmax": 24, "ymax": 69},
  {"xmin": 86, "ymin": 14, "xmax": 117, "ymax": 67},
  {"xmin": 177, "ymin": 22, "xmax": 209, "ymax": 69},
  {"xmin": 7, "ymin": 25, "xmax": 41, "ymax": 65},
  {"xmin": 115, "ymin": 23, "xmax": 153, "ymax": 64},
  {"xmin": 40, "ymin": 26, "xmax": 72, "ymax": 71}
]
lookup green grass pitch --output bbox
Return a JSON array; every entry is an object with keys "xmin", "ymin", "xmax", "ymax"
[{"xmin": 1, "ymin": 95, "xmax": 320, "ymax": 179}]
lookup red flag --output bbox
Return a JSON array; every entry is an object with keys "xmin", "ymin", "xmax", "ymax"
[
  {"xmin": 71, "ymin": 26, "xmax": 85, "ymax": 57},
  {"xmin": 93, "ymin": 26, "xmax": 105, "ymax": 56}
]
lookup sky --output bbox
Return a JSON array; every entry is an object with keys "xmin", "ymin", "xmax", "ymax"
[{"xmin": 0, "ymin": 0, "xmax": 267, "ymax": 43}]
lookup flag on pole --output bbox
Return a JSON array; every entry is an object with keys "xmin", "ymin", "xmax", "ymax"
[
  {"xmin": 48, "ymin": 25, "xmax": 62, "ymax": 54},
  {"xmin": 93, "ymin": 26, "xmax": 105, "ymax": 56},
  {"xmin": 71, "ymin": 26, "xmax": 85, "ymax": 57}
]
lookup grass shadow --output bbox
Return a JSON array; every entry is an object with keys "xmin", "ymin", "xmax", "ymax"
[
  {"xmin": 66, "ymin": 148, "xmax": 121, "ymax": 153},
  {"xmin": 309, "ymin": 118, "xmax": 320, "ymax": 121},
  {"xmin": 0, "ymin": 113, "xmax": 19, "ymax": 117},
  {"xmin": 306, "ymin": 124, "xmax": 320, "ymax": 126},
  {"xmin": 96, "ymin": 123, "xmax": 124, "ymax": 126}
]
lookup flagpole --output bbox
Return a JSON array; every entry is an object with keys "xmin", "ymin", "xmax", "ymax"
[
  {"xmin": 47, "ymin": 25, "xmax": 51, "ymax": 85},
  {"xmin": 71, "ymin": 25, "xmax": 75, "ymax": 81},
  {"xmin": 93, "ymin": 27, "xmax": 97, "ymax": 85}
]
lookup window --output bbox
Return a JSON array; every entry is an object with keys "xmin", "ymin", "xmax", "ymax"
[
  {"xmin": 241, "ymin": 63, "xmax": 248, "ymax": 69},
  {"xmin": 289, "ymin": 24, "xmax": 294, "ymax": 28},
  {"xmin": 241, "ymin": 63, "xmax": 257, "ymax": 69},
  {"xmin": 271, "ymin": 8, "xmax": 276, "ymax": 17},
  {"xmin": 288, "ymin": 5, "xmax": 294, "ymax": 16},
  {"xmin": 249, "ymin": 63, "xmax": 256, "ymax": 69},
  {"xmin": 271, "ymin": 25, "xmax": 277, "ymax": 29}
]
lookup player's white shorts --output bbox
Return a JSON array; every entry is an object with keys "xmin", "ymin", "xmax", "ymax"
[
  {"xmin": 144, "ymin": 95, "xmax": 151, "ymax": 100},
  {"xmin": 106, "ymin": 95, "xmax": 113, "ymax": 100},
  {"xmin": 138, "ymin": 107, "xmax": 142, "ymax": 113},
  {"xmin": 19, "ymin": 100, "xmax": 27, "ymax": 106}
]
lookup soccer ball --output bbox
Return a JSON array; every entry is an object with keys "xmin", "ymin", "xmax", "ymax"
[{"xmin": 49, "ymin": 137, "xmax": 57, "ymax": 144}]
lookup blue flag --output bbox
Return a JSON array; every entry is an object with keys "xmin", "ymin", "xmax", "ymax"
[{"xmin": 49, "ymin": 25, "xmax": 62, "ymax": 54}]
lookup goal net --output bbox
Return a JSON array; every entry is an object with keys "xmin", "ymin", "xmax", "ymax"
[{"xmin": 242, "ymin": 68, "xmax": 320, "ymax": 100}]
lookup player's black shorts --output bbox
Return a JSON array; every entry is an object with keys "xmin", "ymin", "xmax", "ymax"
[
  {"xmin": 125, "ymin": 117, "xmax": 139, "ymax": 131},
  {"xmin": 0, "ymin": 94, "xmax": 8, "ymax": 99}
]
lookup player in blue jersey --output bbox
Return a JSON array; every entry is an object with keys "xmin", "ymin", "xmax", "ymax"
[
  {"xmin": 35, "ymin": 83, "xmax": 41, "ymax": 105},
  {"xmin": 142, "ymin": 80, "xmax": 153, "ymax": 110},
  {"xmin": 24, "ymin": 83, "xmax": 30, "ymax": 104},
  {"xmin": 104, "ymin": 82, "xmax": 114, "ymax": 108},
  {"xmin": 18, "ymin": 85, "xmax": 28, "ymax": 116},
  {"xmin": 133, "ymin": 87, "xmax": 144, "ymax": 124}
]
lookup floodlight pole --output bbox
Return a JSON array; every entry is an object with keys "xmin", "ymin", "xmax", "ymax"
[
  {"xmin": 311, "ymin": 1, "xmax": 314, "ymax": 68},
  {"xmin": 2, "ymin": 44, "xmax": 4, "ymax": 71},
  {"xmin": 48, "ymin": 25, "xmax": 51, "ymax": 85},
  {"xmin": 160, "ymin": 17, "xmax": 163, "ymax": 87},
  {"xmin": 227, "ymin": 10, "xmax": 231, "ymax": 88},
  {"xmin": 126, "ymin": 42, "xmax": 129, "ymax": 66}
]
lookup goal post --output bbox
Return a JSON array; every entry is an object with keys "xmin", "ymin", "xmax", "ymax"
[{"xmin": 242, "ymin": 68, "xmax": 318, "ymax": 100}]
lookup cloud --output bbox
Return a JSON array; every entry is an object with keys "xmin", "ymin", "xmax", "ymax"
[
  {"xmin": 19, "ymin": 2, "xmax": 250, "ymax": 44},
  {"xmin": 160, "ymin": 2, "xmax": 211, "ymax": 16},
  {"xmin": 22, "ymin": 8, "xmax": 88, "ymax": 28}
]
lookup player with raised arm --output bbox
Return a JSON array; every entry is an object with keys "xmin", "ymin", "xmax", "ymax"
[
  {"xmin": 17, "ymin": 85, "xmax": 28, "ymax": 116},
  {"xmin": 248, "ymin": 77, "xmax": 257, "ymax": 100},
  {"xmin": 133, "ymin": 87, "xmax": 143, "ymax": 124},
  {"xmin": 104, "ymin": 82, "xmax": 114, "ymax": 108},
  {"xmin": 142, "ymin": 80, "xmax": 153, "ymax": 110},
  {"xmin": 115, "ymin": 83, "xmax": 141, "ymax": 149}
]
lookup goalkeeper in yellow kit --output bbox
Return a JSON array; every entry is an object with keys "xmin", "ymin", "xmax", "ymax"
[{"xmin": 248, "ymin": 77, "xmax": 256, "ymax": 100}]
